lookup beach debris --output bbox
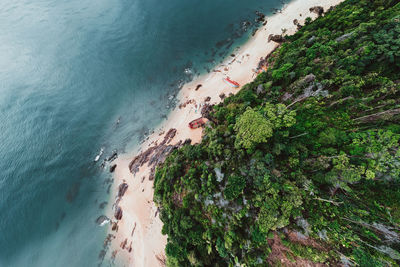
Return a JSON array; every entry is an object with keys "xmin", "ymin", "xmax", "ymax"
[
  {"xmin": 293, "ymin": 19, "xmax": 299, "ymax": 25},
  {"xmin": 96, "ymin": 215, "xmax": 111, "ymax": 226},
  {"xmin": 108, "ymin": 151, "xmax": 118, "ymax": 162},
  {"xmin": 230, "ymin": 54, "xmax": 235, "ymax": 57},
  {"xmin": 219, "ymin": 93, "xmax": 226, "ymax": 100},
  {"xmin": 109, "ymin": 164, "xmax": 117, "ymax": 173},
  {"xmin": 117, "ymin": 182, "xmax": 128, "ymax": 198},
  {"xmin": 114, "ymin": 206, "xmax": 123, "ymax": 220},
  {"xmin": 268, "ymin": 34, "xmax": 285, "ymax": 43},
  {"xmin": 309, "ymin": 6, "xmax": 324, "ymax": 16},
  {"xmin": 195, "ymin": 84, "xmax": 202, "ymax": 91},
  {"xmin": 141, "ymin": 176, "xmax": 145, "ymax": 183},
  {"xmin": 94, "ymin": 147, "xmax": 104, "ymax": 162},
  {"xmin": 204, "ymin": 96, "xmax": 211, "ymax": 102},
  {"xmin": 128, "ymin": 242, "xmax": 132, "ymax": 253}
]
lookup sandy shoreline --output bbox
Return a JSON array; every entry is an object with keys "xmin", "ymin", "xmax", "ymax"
[{"xmin": 105, "ymin": 0, "xmax": 344, "ymax": 265}]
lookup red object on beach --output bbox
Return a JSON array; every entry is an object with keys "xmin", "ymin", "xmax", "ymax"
[
  {"xmin": 189, "ymin": 118, "xmax": 205, "ymax": 129},
  {"xmin": 223, "ymin": 77, "xmax": 240, "ymax": 88}
]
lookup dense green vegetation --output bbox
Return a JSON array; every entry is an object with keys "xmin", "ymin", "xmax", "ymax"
[{"xmin": 154, "ymin": 0, "xmax": 400, "ymax": 266}]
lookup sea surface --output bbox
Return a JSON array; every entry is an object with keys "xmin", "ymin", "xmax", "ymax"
[{"xmin": 0, "ymin": 0, "xmax": 285, "ymax": 266}]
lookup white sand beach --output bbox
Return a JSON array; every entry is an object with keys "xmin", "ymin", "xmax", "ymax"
[{"xmin": 106, "ymin": 0, "xmax": 344, "ymax": 265}]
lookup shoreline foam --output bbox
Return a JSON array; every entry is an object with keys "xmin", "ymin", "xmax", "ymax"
[{"xmin": 106, "ymin": 0, "xmax": 344, "ymax": 265}]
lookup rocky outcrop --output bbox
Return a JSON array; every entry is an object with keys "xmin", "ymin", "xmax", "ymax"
[
  {"xmin": 96, "ymin": 215, "xmax": 110, "ymax": 226},
  {"xmin": 108, "ymin": 151, "xmax": 118, "ymax": 162},
  {"xmin": 268, "ymin": 34, "xmax": 285, "ymax": 43},
  {"xmin": 255, "ymin": 11, "xmax": 265, "ymax": 23},
  {"xmin": 110, "ymin": 164, "xmax": 117, "ymax": 173},
  {"xmin": 118, "ymin": 183, "xmax": 128, "ymax": 198},
  {"xmin": 114, "ymin": 206, "xmax": 123, "ymax": 220},
  {"xmin": 201, "ymin": 104, "xmax": 213, "ymax": 119},
  {"xmin": 128, "ymin": 128, "xmax": 185, "ymax": 181},
  {"xmin": 309, "ymin": 6, "xmax": 324, "ymax": 16}
]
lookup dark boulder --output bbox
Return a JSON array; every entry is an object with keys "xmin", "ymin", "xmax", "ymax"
[
  {"xmin": 95, "ymin": 215, "xmax": 110, "ymax": 226},
  {"xmin": 108, "ymin": 151, "xmax": 118, "ymax": 162},
  {"xmin": 114, "ymin": 206, "xmax": 123, "ymax": 220},
  {"xmin": 268, "ymin": 34, "xmax": 285, "ymax": 43},
  {"xmin": 183, "ymin": 139, "xmax": 192, "ymax": 145},
  {"xmin": 118, "ymin": 183, "xmax": 128, "ymax": 198},
  {"xmin": 255, "ymin": 11, "xmax": 265, "ymax": 23},
  {"xmin": 110, "ymin": 164, "xmax": 117, "ymax": 173},
  {"xmin": 201, "ymin": 104, "xmax": 213, "ymax": 119},
  {"xmin": 309, "ymin": 6, "xmax": 324, "ymax": 16}
]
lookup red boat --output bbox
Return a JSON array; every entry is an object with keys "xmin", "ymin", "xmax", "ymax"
[
  {"xmin": 189, "ymin": 117, "xmax": 205, "ymax": 129},
  {"xmin": 223, "ymin": 77, "xmax": 240, "ymax": 88}
]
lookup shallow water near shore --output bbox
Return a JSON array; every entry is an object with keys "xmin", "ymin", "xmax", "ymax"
[{"xmin": 0, "ymin": 0, "xmax": 285, "ymax": 266}]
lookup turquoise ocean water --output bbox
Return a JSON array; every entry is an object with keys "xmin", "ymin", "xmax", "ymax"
[{"xmin": 0, "ymin": 0, "xmax": 284, "ymax": 266}]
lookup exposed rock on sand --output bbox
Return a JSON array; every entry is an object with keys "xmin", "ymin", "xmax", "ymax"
[
  {"xmin": 268, "ymin": 34, "xmax": 285, "ymax": 43},
  {"xmin": 96, "ymin": 215, "xmax": 110, "ymax": 226},
  {"xmin": 114, "ymin": 206, "xmax": 123, "ymax": 220},
  {"xmin": 128, "ymin": 128, "xmax": 185, "ymax": 181},
  {"xmin": 108, "ymin": 151, "xmax": 118, "ymax": 162},
  {"xmin": 109, "ymin": 164, "xmax": 117, "ymax": 173},
  {"xmin": 201, "ymin": 104, "xmax": 213, "ymax": 120},
  {"xmin": 310, "ymin": 6, "xmax": 324, "ymax": 16},
  {"xmin": 117, "ymin": 183, "xmax": 128, "ymax": 198}
]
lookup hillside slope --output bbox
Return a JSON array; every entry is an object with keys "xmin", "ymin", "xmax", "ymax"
[{"xmin": 154, "ymin": 0, "xmax": 400, "ymax": 266}]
